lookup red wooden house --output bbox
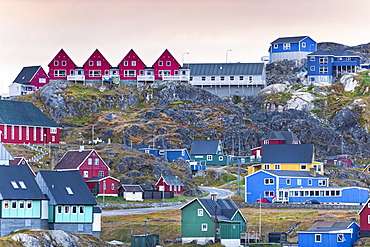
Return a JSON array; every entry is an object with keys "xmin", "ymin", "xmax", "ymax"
[
  {"xmin": 358, "ymin": 198, "xmax": 370, "ymax": 237},
  {"xmin": 83, "ymin": 49, "xmax": 112, "ymax": 82},
  {"xmin": 48, "ymin": 49, "xmax": 77, "ymax": 82},
  {"xmin": 118, "ymin": 49, "xmax": 147, "ymax": 82},
  {"xmin": 53, "ymin": 148, "xmax": 118, "ymax": 196},
  {"xmin": 153, "ymin": 49, "xmax": 182, "ymax": 80},
  {"xmin": 155, "ymin": 175, "xmax": 184, "ymax": 194},
  {"xmin": 9, "ymin": 66, "xmax": 50, "ymax": 97},
  {"xmin": 0, "ymin": 100, "xmax": 60, "ymax": 144}
]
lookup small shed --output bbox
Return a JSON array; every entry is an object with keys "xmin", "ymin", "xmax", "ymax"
[
  {"xmin": 268, "ymin": 232, "xmax": 287, "ymax": 243},
  {"xmin": 118, "ymin": 185, "xmax": 144, "ymax": 201},
  {"xmin": 131, "ymin": 234, "xmax": 159, "ymax": 247}
]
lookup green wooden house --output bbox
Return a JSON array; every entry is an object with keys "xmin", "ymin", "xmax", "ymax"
[
  {"xmin": 190, "ymin": 140, "xmax": 228, "ymax": 166},
  {"xmin": 180, "ymin": 197, "xmax": 247, "ymax": 247}
]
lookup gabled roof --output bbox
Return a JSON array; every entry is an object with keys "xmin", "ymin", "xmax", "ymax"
[
  {"xmin": 161, "ymin": 176, "xmax": 184, "ymax": 186},
  {"xmin": 0, "ymin": 165, "xmax": 46, "ymax": 200},
  {"xmin": 153, "ymin": 49, "xmax": 181, "ymax": 67},
  {"xmin": 83, "ymin": 49, "xmax": 111, "ymax": 67},
  {"xmin": 118, "ymin": 49, "xmax": 146, "ymax": 67},
  {"xmin": 271, "ymin": 36, "xmax": 310, "ymax": 44},
  {"xmin": 249, "ymin": 169, "xmax": 327, "ymax": 179},
  {"xmin": 53, "ymin": 149, "xmax": 108, "ymax": 170},
  {"xmin": 48, "ymin": 48, "xmax": 77, "ymax": 67},
  {"xmin": 299, "ymin": 221, "xmax": 357, "ymax": 233},
  {"xmin": 10, "ymin": 157, "xmax": 35, "ymax": 176},
  {"xmin": 190, "ymin": 140, "xmax": 221, "ymax": 155},
  {"xmin": 120, "ymin": 185, "xmax": 144, "ymax": 192},
  {"xmin": 358, "ymin": 198, "xmax": 370, "ymax": 215},
  {"xmin": 37, "ymin": 170, "xmax": 97, "ymax": 205},
  {"xmin": 86, "ymin": 176, "xmax": 119, "ymax": 182},
  {"xmin": 262, "ymin": 131, "xmax": 300, "ymax": 144},
  {"xmin": 13, "ymin": 66, "xmax": 44, "ymax": 84},
  {"xmin": 0, "ymin": 143, "xmax": 14, "ymax": 161},
  {"xmin": 261, "ymin": 144, "xmax": 313, "ymax": 163},
  {"xmin": 0, "ymin": 100, "xmax": 60, "ymax": 128},
  {"xmin": 188, "ymin": 63, "xmax": 264, "ymax": 76},
  {"xmin": 308, "ymin": 50, "xmax": 359, "ymax": 57}
]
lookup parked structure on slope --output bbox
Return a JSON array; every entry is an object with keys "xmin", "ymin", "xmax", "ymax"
[
  {"xmin": 269, "ymin": 36, "xmax": 317, "ymax": 62},
  {"xmin": 155, "ymin": 175, "xmax": 184, "ymax": 194},
  {"xmin": 9, "ymin": 66, "xmax": 49, "ymax": 97}
]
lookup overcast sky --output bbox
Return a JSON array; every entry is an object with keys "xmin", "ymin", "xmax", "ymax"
[{"xmin": 1, "ymin": 0, "xmax": 370, "ymax": 94}]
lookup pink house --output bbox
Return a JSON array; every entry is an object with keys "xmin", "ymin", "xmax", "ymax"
[
  {"xmin": 155, "ymin": 175, "xmax": 184, "ymax": 194},
  {"xmin": 48, "ymin": 49, "xmax": 77, "ymax": 82},
  {"xmin": 83, "ymin": 49, "xmax": 112, "ymax": 81},
  {"xmin": 53, "ymin": 148, "xmax": 118, "ymax": 196},
  {"xmin": 153, "ymin": 49, "xmax": 182, "ymax": 80},
  {"xmin": 118, "ymin": 49, "xmax": 147, "ymax": 81}
]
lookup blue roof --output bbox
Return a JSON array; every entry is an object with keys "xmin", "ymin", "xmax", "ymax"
[
  {"xmin": 188, "ymin": 63, "xmax": 264, "ymax": 76},
  {"xmin": 37, "ymin": 170, "xmax": 97, "ymax": 205},
  {"xmin": 262, "ymin": 170, "xmax": 326, "ymax": 178},
  {"xmin": 197, "ymin": 198, "xmax": 247, "ymax": 222},
  {"xmin": 271, "ymin": 36, "xmax": 310, "ymax": 44},
  {"xmin": 261, "ymin": 144, "xmax": 313, "ymax": 163},
  {"xmin": 300, "ymin": 221, "xmax": 357, "ymax": 233},
  {"xmin": 308, "ymin": 50, "xmax": 359, "ymax": 57},
  {"xmin": 190, "ymin": 140, "xmax": 221, "ymax": 155},
  {"xmin": 0, "ymin": 165, "xmax": 46, "ymax": 200},
  {"xmin": 162, "ymin": 176, "xmax": 184, "ymax": 186},
  {"xmin": 13, "ymin": 66, "xmax": 43, "ymax": 84}
]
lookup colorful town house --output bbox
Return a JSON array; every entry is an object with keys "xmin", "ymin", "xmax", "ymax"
[
  {"xmin": 9, "ymin": 66, "xmax": 49, "ymax": 97},
  {"xmin": 0, "ymin": 100, "xmax": 60, "ymax": 144},
  {"xmin": 0, "ymin": 165, "xmax": 48, "ymax": 237},
  {"xmin": 248, "ymin": 144, "xmax": 324, "ymax": 175},
  {"xmin": 152, "ymin": 49, "xmax": 189, "ymax": 81},
  {"xmin": 118, "ymin": 49, "xmax": 147, "ymax": 83},
  {"xmin": 53, "ymin": 148, "xmax": 118, "ymax": 196},
  {"xmin": 297, "ymin": 220, "xmax": 360, "ymax": 247},
  {"xmin": 307, "ymin": 50, "xmax": 361, "ymax": 85},
  {"xmin": 83, "ymin": 49, "xmax": 112, "ymax": 83},
  {"xmin": 358, "ymin": 198, "xmax": 370, "ymax": 237},
  {"xmin": 269, "ymin": 36, "xmax": 317, "ymax": 62},
  {"xmin": 190, "ymin": 140, "xmax": 226, "ymax": 166},
  {"xmin": 181, "ymin": 197, "xmax": 248, "ymax": 247},
  {"xmin": 48, "ymin": 49, "xmax": 78, "ymax": 82},
  {"xmin": 139, "ymin": 147, "xmax": 191, "ymax": 163},
  {"xmin": 35, "ymin": 170, "xmax": 101, "ymax": 237},
  {"xmin": 245, "ymin": 169, "xmax": 368, "ymax": 204},
  {"xmin": 155, "ymin": 175, "xmax": 184, "ymax": 194},
  {"xmin": 188, "ymin": 63, "xmax": 266, "ymax": 97}
]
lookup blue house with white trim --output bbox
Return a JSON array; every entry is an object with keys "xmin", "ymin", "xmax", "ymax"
[
  {"xmin": 307, "ymin": 50, "xmax": 361, "ymax": 85},
  {"xmin": 245, "ymin": 170, "xmax": 368, "ymax": 204},
  {"xmin": 269, "ymin": 36, "xmax": 316, "ymax": 62},
  {"xmin": 139, "ymin": 148, "xmax": 190, "ymax": 163},
  {"xmin": 297, "ymin": 220, "xmax": 360, "ymax": 247}
]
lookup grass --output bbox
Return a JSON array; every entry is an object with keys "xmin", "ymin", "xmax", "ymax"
[{"xmin": 95, "ymin": 195, "xmax": 188, "ymax": 204}]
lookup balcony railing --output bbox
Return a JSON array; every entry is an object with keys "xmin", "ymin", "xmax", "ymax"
[
  {"xmin": 190, "ymin": 80, "xmax": 266, "ymax": 86},
  {"xmin": 162, "ymin": 75, "xmax": 190, "ymax": 81},
  {"xmin": 67, "ymin": 75, "xmax": 85, "ymax": 81}
]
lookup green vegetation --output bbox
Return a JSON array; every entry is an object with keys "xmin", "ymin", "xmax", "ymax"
[{"xmin": 260, "ymin": 91, "xmax": 293, "ymax": 106}]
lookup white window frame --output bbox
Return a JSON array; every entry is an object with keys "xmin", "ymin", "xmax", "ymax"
[
  {"xmin": 264, "ymin": 164, "xmax": 270, "ymax": 169},
  {"xmin": 300, "ymin": 164, "xmax": 307, "ymax": 170},
  {"xmin": 94, "ymin": 158, "xmax": 100, "ymax": 165},
  {"xmin": 57, "ymin": 205, "xmax": 62, "ymax": 214},
  {"xmin": 201, "ymin": 223, "xmax": 208, "ymax": 231},
  {"xmin": 218, "ymin": 156, "xmax": 223, "ymax": 161},
  {"xmin": 3, "ymin": 200, "xmax": 9, "ymax": 209},
  {"xmin": 79, "ymin": 206, "xmax": 85, "ymax": 214},
  {"xmin": 273, "ymin": 44, "xmax": 278, "ymax": 49},
  {"xmin": 26, "ymin": 126, "xmax": 29, "ymax": 140},
  {"xmin": 66, "ymin": 187, "xmax": 74, "ymax": 195},
  {"xmin": 88, "ymin": 158, "xmax": 92, "ymax": 165},
  {"xmin": 283, "ymin": 43, "xmax": 290, "ymax": 50},
  {"xmin": 315, "ymin": 234, "xmax": 321, "ymax": 242},
  {"xmin": 274, "ymin": 164, "xmax": 280, "ymax": 170},
  {"xmin": 124, "ymin": 70, "xmax": 136, "ymax": 77},
  {"xmin": 302, "ymin": 42, "xmax": 306, "ymax": 48},
  {"xmin": 124, "ymin": 61, "xmax": 128, "ymax": 66},
  {"xmin": 62, "ymin": 61, "xmax": 66, "ymax": 66},
  {"xmin": 319, "ymin": 66, "xmax": 328, "ymax": 74},
  {"xmin": 207, "ymin": 155, "xmax": 212, "ymax": 161},
  {"xmin": 158, "ymin": 61, "xmax": 163, "ymax": 66},
  {"xmin": 50, "ymin": 128, "xmax": 57, "ymax": 134},
  {"xmin": 65, "ymin": 205, "xmax": 70, "ymax": 214},
  {"xmin": 54, "ymin": 70, "xmax": 66, "ymax": 77},
  {"xmin": 264, "ymin": 191, "xmax": 274, "ymax": 197},
  {"xmin": 19, "ymin": 181, "xmax": 26, "ymax": 189},
  {"xmin": 297, "ymin": 179, "xmax": 302, "ymax": 185},
  {"xmin": 33, "ymin": 127, "xmax": 37, "ymax": 141},
  {"xmin": 84, "ymin": 171, "xmax": 89, "ymax": 178},
  {"xmin": 310, "ymin": 66, "xmax": 315, "ymax": 71},
  {"xmin": 97, "ymin": 61, "xmax": 101, "ymax": 66},
  {"xmin": 319, "ymin": 57, "xmax": 328, "ymax": 64},
  {"xmin": 54, "ymin": 61, "xmax": 58, "ymax": 66},
  {"xmin": 264, "ymin": 178, "xmax": 274, "ymax": 185},
  {"xmin": 166, "ymin": 61, "xmax": 171, "ymax": 66},
  {"xmin": 19, "ymin": 126, "xmax": 22, "ymax": 140},
  {"xmin": 89, "ymin": 61, "xmax": 93, "ymax": 66},
  {"xmin": 111, "ymin": 183, "xmax": 115, "ymax": 191},
  {"xmin": 132, "ymin": 61, "xmax": 136, "ymax": 66},
  {"xmin": 11, "ymin": 125, "xmax": 14, "ymax": 140},
  {"xmin": 198, "ymin": 209, "xmax": 203, "ymax": 216},
  {"xmin": 89, "ymin": 70, "xmax": 101, "ymax": 77},
  {"xmin": 310, "ymin": 56, "xmax": 315, "ymax": 61},
  {"xmin": 337, "ymin": 233, "xmax": 345, "ymax": 242},
  {"xmin": 72, "ymin": 205, "xmax": 77, "ymax": 214},
  {"xmin": 308, "ymin": 179, "xmax": 312, "ymax": 186},
  {"xmin": 98, "ymin": 170, "xmax": 104, "ymax": 177},
  {"xmin": 286, "ymin": 179, "xmax": 291, "ymax": 185}
]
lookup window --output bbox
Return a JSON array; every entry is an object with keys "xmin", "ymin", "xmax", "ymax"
[
  {"xmin": 4, "ymin": 200, "xmax": 9, "ymax": 209},
  {"xmin": 89, "ymin": 61, "xmax": 93, "ymax": 66},
  {"xmin": 12, "ymin": 200, "xmax": 17, "ymax": 209},
  {"xmin": 300, "ymin": 164, "xmax": 307, "ymax": 170},
  {"xmin": 124, "ymin": 61, "xmax": 128, "ymax": 66},
  {"xmin": 319, "ymin": 66, "xmax": 328, "ymax": 74},
  {"xmin": 159, "ymin": 61, "xmax": 163, "ymax": 66},
  {"xmin": 66, "ymin": 187, "xmax": 74, "ymax": 195},
  {"xmin": 297, "ymin": 179, "xmax": 302, "ymax": 185},
  {"xmin": 54, "ymin": 70, "xmax": 66, "ymax": 77},
  {"xmin": 65, "ymin": 206, "xmax": 70, "ymax": 214},
  {"xmin": 124, "ymin": 70, "xmax": 136, "ymax": 77},
  {"xmin": 11, "ymin": 181, "xmax": 19, "ymax": 189},
  {"xmin": 201, "ymin": 76, "xmax": 206, "ymax": 81},
  {"xmin": 89, "ymin": 70, "xmax": 101, "ymax": 77},
  {"xmin": 220, "ymin": 76, "xmax": 225, "ymax": 81},
  {"xmin": 19, "ymin": 126, "xmax": 22, "ymax": 140},
  {"xmin": 103, "ymin": 182, "xmax": 107, "ymax": 191},
  {"xmin": 88, "ymin": 158, "xmax": 92, "ymax": 165},
  {"xmin": 84, "ymin": 171, "xmax": 89, "ymax": 178},
  {"xmin": 27, "ymin": 200, "xmax": 32, "ymax": 209},
  {"xmin": 319, "ymin": 57, "xmax": 328, "ymax": 64},
  {"xmin": 19, "ymin": 181, "xmax": 26, "ymax": 189},
  {"xmin": 198, "ymin": 209, "xmax": 203, "ymax": 216},
  {"xmin": 97, "ymin": 61, "xmax": 101, "ymax": 66},
  {"xmin": 11, "ymin": 125, "xmax": 14, "ymax": 140},
  {"xmin": 273, "ymin": 44, "xmax": 278, "ymax": 49},
  {"xmin": 211, "ymin": 76, "xmax": 215, "ymax": 81},
  {"xmin": 315, "ymin": 234, "xmax": 321, "ymax": 242},
  {"xmin": 98, "ymin": 170, "xmax": 104, "ymax": 177},
  {"xmin": 33, "ymin": 127, "xmax": 36, "ymax": 141},
  {"xmin": 70, "ymin": 70, "xmax": 74, "ymax": 75},
  {"xmin": 264, "ymin": 178, "xmax": 274, "ymax": 185},
  {"xmin": 239, "ymin": 76, "xmax": 244, "ymax": 80},
  {"xmin": 79, "ymin": 206, "xmax": 85, "ymax": 214},
  {"xmin": 54, "ymin": 61, "xmax": 58, "ymax": 66},
  {"xmin": 308, "ymin": 179, "xmax": 312, "ymax": 186},
  {"xmin": 264, "ymin": 191, "xmax": 274, "ymax": 197},
  {"xmin": 105, "ymin": 70, "xmax": 109, "ymax": 75},
  {"xmin": 219, "ymin": 156, "xmax": 223, "ymax": 161},
  {"xmin": 310, "ymin": 56, "xmax": 315, "ymax": 61},
  {"xmin": 230, "ymin": 76, "xmax": 234, "ymax": 81},
  {"xmin": 264, "ymin": 164, "xmax": 270, "ymax": 169},
  {"xmin": 132, "ymin": 61, "xmax": 136, "ymax": 66},
  {"xmin": 166, "ymin": 61, "xmax": 171, "ymax": 66},
  {"xmin": 302, "ymin": 42, "xmax": 306, "ymax": 48},
  {"xmin": 318, "ymin": 180, "xmax": 326, "ymax": 186},
  {"xmin": 111, "ymin": 183, "xmax": 115, "ymax": 191},
  {"xmin": 19, "ymin": 200, "xmax": 24, "ymax": 209},
  {"xmin": 50, "ymin": 128, "xmax": 56, "ymax": 135},
  {"xmin": 159, "ymin": 70, "xmax": 170, "ymax": 76},
  {"xmin": 62, "ymin": 61, "xmax": 66, "ymax": 66},
  {"xmin": 175, "ymin": 70, "xmax": 180, "ymax": 76},
  {"xmin": 346, "ymin": 57, "xmax": 352, "ymax": 61},
  {"xmin": 57, "ymin": 205, "xmax": 62, "ymax": 214},
  {"xmin": 72, "ymin": 205, "xmax": 77, "ymax": 214},
  {"xmin": 274, "ymin": 164, "xmax": 280, "ymax": 170},
  {"xmin": 95, "ymin": 158, "xmax": 99, "ymax": 165},
  {"xmin": 207, "ymin": 155, "xmax": 212, "ymax": 161},
  {"xmin": 283, "ymin": 43, "xmax": 290, "ymax": 50},
  {"xmin": 310, "ymin": 66, "xmax": 315, "ymax": 71},
  {"xmin": 286, "ymin": 179, "xmax": 291, "ymax": 185},
  {"xmin": 201, "ymin": 223, "xmax": 208, "ymax": 231}
]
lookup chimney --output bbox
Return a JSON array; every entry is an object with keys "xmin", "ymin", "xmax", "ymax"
[
  {"xmin": 79, "ymin": 145, "xmax": 84, "ymax": 152},
  {"xmin": 310, "ymin": 167, "xmax": 317, "ymax": 177},
  {"xmin": 211, "ymin": 193, "xmax": 217, "ymax": 201}
]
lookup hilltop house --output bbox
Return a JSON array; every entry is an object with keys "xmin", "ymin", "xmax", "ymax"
[
  {"xmin": 139, "ymin": 147, "xmax": 190, "ymax": 163},
  {"xmin": 269, "ymin": 36, "xmax": 316, "ymax": 62},
  {"xmin": 48, "ymin": 49, "xmax": 79, "ymax": 82},
  {"xmin": 0, "ymin": 100, "xmax": 60, "ymax": 144},
  {"xmin": 155, "ymin": 175, "xmax": 184, "ymax": 194},
  {"xmin": 35, "ymin": 170, "xmax": 101, "ymax": 237},
  {"xmin": 53, "ymin": 148, "xmax": 119, "ymax": 196},
  {"xmin": 307, "ymin": 50, "xmax": 361, "ymax": 85},
  {"xmin": 181, "ymin": 197, "xmax": 248, "ymax": 247},
  {"xmin": 358, "ymin": 198, "xmax": 370, "ymax": 237},
  {"xmin": 0, "ymin": 165, "xmax": 48, "ymax": 237},
  {"xmin": 245, "ymin": 169, "xmax": 368, "ymax": 204},
  {"xmin": 9, "ymin": 66, "xmax": 49, "ymax": 97},
  {"xmin": 188, "ymin": 63, "xmax": 266, "ymax": 97},
  {"xmin": 190, "ymin": 140, "xmax": 226, "ymax": 166},
  {"xmin": 297, "ymin": 220, "xmax": 360, "ymax": 247},
  {"xmin": 248, "ymin": 144, "xmax": 324, "ymax": 175}
]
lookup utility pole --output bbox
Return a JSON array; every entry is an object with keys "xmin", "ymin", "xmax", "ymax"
[{"xmin": 92, "ymin": 125, "xmax": 95, "ymax": 149}]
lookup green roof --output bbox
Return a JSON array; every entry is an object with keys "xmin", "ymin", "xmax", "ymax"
[{"xmin": 0, "ymin": 100, "xmax": 59, "ymax": 128}]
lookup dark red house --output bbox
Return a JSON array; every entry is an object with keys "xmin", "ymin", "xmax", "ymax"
[
  {"xmin": 155, "ymin": 175, "xmax": 184, "ymax": 194},
  {"xmin": 48, "ymin": 49, "xmax": 77, "ymax": 82},
  {"xmin": 358, "ymin": 198, "xmax": 370, "ymax": 237},
  {"xmin": 9, "ymin": 66, "xmax": 50, "ymax": 97},
  {"xmin": 53, "ymin": 148, "xmax": 118, "ymax": 196},
  {"xmin": 118, "ymin": 49, "xmax": 147, "ymax": 81},
  {"xmin": 83, "ymin": 49, "xmax": 112, "ymax": 82},
  {"xmin": 153, "ymin": 49, "xmax": 181, "ymax": 80},
  {"xmin": 0, "ymin": 100, "xmax": 60, "ymax": 144}
]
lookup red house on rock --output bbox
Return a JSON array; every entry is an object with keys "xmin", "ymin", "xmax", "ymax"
[
  {"xmin": 0, "ymin": 100, "xmax": 60, "ymax": 144},
  {"xmin": 48, "ymin": 49, "xmax": 78, "ymax": 82},
  {"xmin": 53, "ymin": 148, "xmax": 119, "ymax": 196},
  {"xmin": 9, "ymin": 66, "xmax": 50, "ymax": 97},
  {"xmin": 358, "ymin": 198, "xmax": 370, "ymax": 237},
  {"xmin": 155, "ymin": 175, "xmax": 184, "ymax": 194},
  {"xmin": 83, "ymin": 49, "xmax": 112, "ymax": 82},
  {"xmin": 118, "ymin": 49, "xmax": 147, "ymax": 82},
  {"xmin": 153, "ymin": 49, "xmax": 182, "ymax": 80}
]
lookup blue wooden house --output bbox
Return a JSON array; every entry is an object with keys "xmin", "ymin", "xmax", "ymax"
[
  {"xmin": 181, "ymin": 197, "xmax": 248, "ymax": 247},
  {"xmin": 298, "ymin": 220, "xmax": 360, "ymax": 247},
  {"xmin": 35, "ymin": 170, "xmax": 101, "ymax": 237},
  {"xmin": 269, "ymin": 36, "xmax": 316, "ymax": 62},
  {"xmin": 307, "ymin": 50, "xmax": 361, "ymax": 85},
  {"xmin": 0, "ymin": 165, "xmax": 48, "ymax": 237},
  {"xmin": 139, "ymin": 148, "xmax": 190, "ymax": 163},
  {"xmin": 245, "ymin": 170, "xmax": 368, "ymax": 204}
]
